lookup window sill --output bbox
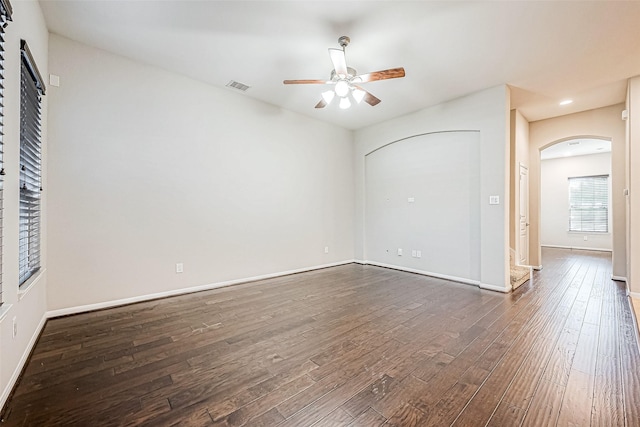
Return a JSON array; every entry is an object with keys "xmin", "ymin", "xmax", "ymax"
[
  {"xmin": 18, "ymin": 268, "xmax": 46, "ymax": 301},
  {"xmin": 567, "ymin": 231, "xmax": 610, "ymax": 235},
  {"xmin": 0, "ymin": 303, "xmax": 13, "ymax": 323}
]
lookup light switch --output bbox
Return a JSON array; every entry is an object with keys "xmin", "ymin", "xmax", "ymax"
[
  {"xmin": 408, "ymin": 197, "xmax": 415, "ymax": 203},
  {"xmin": 49, "ymin": 74, "xmax": 60, "ymax": 87}
]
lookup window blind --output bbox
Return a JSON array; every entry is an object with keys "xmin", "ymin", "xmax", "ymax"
[
  {"xmin": 0, "ymin": 0, "xmax": 12, "ymax": 305},
  {"xmin": 568, "ymin": 175, "xmax": 609, "ymax": 233},
  {"xmin": 19, "ymin": 39, "xmax": 44, "ymax": 286}
]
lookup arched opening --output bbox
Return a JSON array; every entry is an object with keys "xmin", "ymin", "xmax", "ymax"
[
  {"xmin": 539, "ymin": 136, "xmax": 613, "ymax": 255},
  {"xmin": 364, "ymin": 131, "xmax": 482, "ymax": 285}
]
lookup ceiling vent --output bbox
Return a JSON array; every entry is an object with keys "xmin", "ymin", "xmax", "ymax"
[{"xmin": 226, "ymin": 80, "xmax": 250, "ymax": 92}]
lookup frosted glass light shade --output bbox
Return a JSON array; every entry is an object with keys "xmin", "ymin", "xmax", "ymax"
[
  {"xmin": 339, "ymin": 97, "xmax": 351, "ymax": 109},
  {"xmin": 321, "ymin": 91, "xmax": 335, "ymax": 104}
]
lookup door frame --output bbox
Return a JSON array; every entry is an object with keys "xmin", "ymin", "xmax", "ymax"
[{"xmin": 518, "ymin": 163, "xmax": 529, "ymax": 265}]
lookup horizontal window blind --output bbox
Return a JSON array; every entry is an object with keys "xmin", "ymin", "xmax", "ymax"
[
  {"xmin": 19, "ymin": 39, "xmax": 44, "ymax": 286},
  {"xmin": 0, "ymin": 0, "xmax": 11, "ymax": 305},
  {"xmin": 568, "ymin": 175, "xmax": 609, "ymax": 233}
]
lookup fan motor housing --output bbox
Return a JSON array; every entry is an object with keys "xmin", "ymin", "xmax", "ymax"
[{"xmin": 330, "ymin": 67, "xmax": 357, "ymax": 81}]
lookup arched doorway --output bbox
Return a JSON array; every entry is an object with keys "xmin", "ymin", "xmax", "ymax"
[{"xmin": 539, "ymin": 137, "xmax": 612, "ymax": 254}]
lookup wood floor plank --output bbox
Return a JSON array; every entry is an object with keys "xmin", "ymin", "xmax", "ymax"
[
  {"xmin": 243, "ymin": 407, "xmax": 285, "ymax": 427},
  {"xmin": 210, "ymin": 374, "xmax": 315, "ymax": 426},
  {"xmin": 481, "ymin": 260, "xmax": 584, "ymax": 420},
  {"xmin": 384, "ymin": 402, "xmax": 426, "ymax": 427},
  {"xmin": 310, "ymin": 407, "xmax": 354, "ymax": 426},
  {"xmin": 520, "ymin": 378, "xmax": 565, "ymax": 426},
  {"xmin": 615, "ymin": 283, "xmax": 640, "ymax": 426},
  {"xmin": 1, "ymin": 249, "xmax": 638, "ymax": 426},
  {"xmin": 348, "ymin": 407, "xmax": 386, "ymax": 426}
]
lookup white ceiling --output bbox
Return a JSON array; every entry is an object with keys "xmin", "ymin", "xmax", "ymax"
[
  {"xmin": 38, "ymin": 1, "xmax": 640, "ymax": 131},
  {"xmin": 540, "ymin": 138, "xmax": 611, "ymax": 161}
]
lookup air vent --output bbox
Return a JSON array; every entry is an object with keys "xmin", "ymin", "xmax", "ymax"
[
  {"xmin": 568, "ymin": 141, "xmax": 580, "ymax": 146},
  {"xmin": 226, "ymin": 80, "xmax": 250, "ymax": 92}
]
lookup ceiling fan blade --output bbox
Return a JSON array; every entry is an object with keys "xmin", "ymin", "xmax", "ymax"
[
  {"xmin": 283, "ymin": 79, "xmax": 330, "ymax": 85},
  {"xmin": 328, "ymin": 48, "xmax": 348, "ymax": 77},
  {"xmin": 355, "ymin": 67, "xmax": 405, "ymax": 83},
  {"xmin": 354, "ymin": 85, "xmax": 381, "ymax": 106},
  {"xmin": 315, "ymin": 99, "xmax": 328, "ymax": 109}
]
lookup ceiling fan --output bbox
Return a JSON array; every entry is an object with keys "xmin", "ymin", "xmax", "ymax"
[{"xmin": 283, "ymin": 36, "xmax": 405, "ymax": 109}]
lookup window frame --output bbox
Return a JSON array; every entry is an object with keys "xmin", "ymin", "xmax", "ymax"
[
  {"xmin": 567, "ymin": 174, "xmax": 609, "ymax": 234},
  {"xmin": 18, "ymin": 38, "xmax": 45, "ymax": 286},
  {"xmin": 0, "ymin": 0, "xmax": 12, "ymax": 305}
]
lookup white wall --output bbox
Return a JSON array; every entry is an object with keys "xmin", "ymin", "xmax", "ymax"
[
  {"xmin": 365, "ymin": 131, "xmax": 481, "ymax": 283},
  {"xmin": 0, "ymin": 1, "xmax": 49, "ymax": 412},
  {"xmin": 355, "ymin": 85, "xmax": 511, "ymax": 292},
  {"xmin": 540, "ymin": 152, "xmax": 612, "ymax": 251},
  {"xmin": 529, "ymin": 104, "xmax": 626, "ymax": 277},
  {"xmin": 627, "ymin": 77, "xmax": 640, "ymax": 296},
  {"xmin": 46, "ymin": 34, "xmax": 354, "ymax": 312}
]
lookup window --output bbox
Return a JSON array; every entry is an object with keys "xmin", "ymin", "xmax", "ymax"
[
  {"xmin": 0, "ymin": 0, "xmax": 11, "ymax": 305},
  {"xmin": 568, "ymin": 175, "xmax": 608, "ymax": 233},
  {"xmin": 19, "ymin": 39, "xmax": 45, "ymax": 286}
]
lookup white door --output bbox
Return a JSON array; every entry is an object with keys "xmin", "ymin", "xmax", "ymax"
[{"xmin": 519, "ymin": 164, "xmax": 529, "ymax": 265}]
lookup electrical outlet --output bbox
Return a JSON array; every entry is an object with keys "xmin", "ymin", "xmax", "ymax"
[
  {"xmin": 324, "ymin": 246, "xmax": 329, "ymax": 254},
  {"xmin": 176, "ymin": 263, "xmax": 184, "ymax": 273},
  {"xmin": 417, "ymin": 250, "xmax": 422, "ymax": 258},
  {"xmin": 411, "ymin": 250, "xmax": 417, "ymax": 257},
  {"xmin": 397, "ymin": 248, "xmax": 403, "ymax": 256},
  {"xmin": 584, "ymin": 236, "xmax": 588, "ymax": 241},
  {"xmin": 12, "ymin": 316, "xmax": 17, "ymax": 338}
]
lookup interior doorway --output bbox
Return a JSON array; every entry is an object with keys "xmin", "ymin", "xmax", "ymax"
[
  {"xmin": 519, "ymin": 164, "xmax": 529, "ymax": 265},
  {"xmin": 539, "ymin": 137, "xmax": 612, "ymax": 253}
]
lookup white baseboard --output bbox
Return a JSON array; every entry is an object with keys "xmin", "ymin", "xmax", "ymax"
[
  {"xmin": 1, "ymin": 314, "xmax": 47, "ymax": 412},
  {"xmin": 480, "ymin": 282, "xmax": 512, "ymax": 293},
  {"xmin": 353, "ymin": 259, "xmax": 367, "ymax": 265},
  {"xmin": 541, "ymin": 244, "xmax": 612, "ymax": 253},
  {"xmin": 612, "ymin": 275, "xmax": 628, "ymax": 283},
  {"xmin": 364, "ymin": 260, "xmax": 513, "ymax": 293},
  {"xmin": 532, "ymin": 265, "xmax": 543, "ymax": 271},
  {"xmin": 46, "ymin": 260, "xmax": 356, "ymax": 319},
  {"xmin": 626, "ymin": 296, "xmax": 640, "ymax": 354},
  {"xmin": 358, "ymin": 260, "xmax": 514, "ymax": 293},
  {"xmin": 363, "ymin": 260, "xmax": 481, "ymax": 287},
  {"xmin": 6, "ymin": 261, "xmax": 357, "ymax": 414}
]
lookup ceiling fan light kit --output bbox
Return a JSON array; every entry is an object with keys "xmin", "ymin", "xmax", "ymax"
[
  {"xmin": 284, "ymin": 36, "xmax": 405, "ymax": 110},
  {"xmin": 334, "ymin": 80, "xmax": 350, "ymax": 97}
]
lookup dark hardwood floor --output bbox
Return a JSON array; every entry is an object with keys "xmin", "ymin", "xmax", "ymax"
[{"xmin": 2, "ymin": 248, "xmax": 639, "ymax": 426}]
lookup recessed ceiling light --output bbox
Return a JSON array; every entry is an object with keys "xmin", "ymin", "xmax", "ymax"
[{"xmin": 559, "ymin": 99, "xmax": 573, "ymax": 106}]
